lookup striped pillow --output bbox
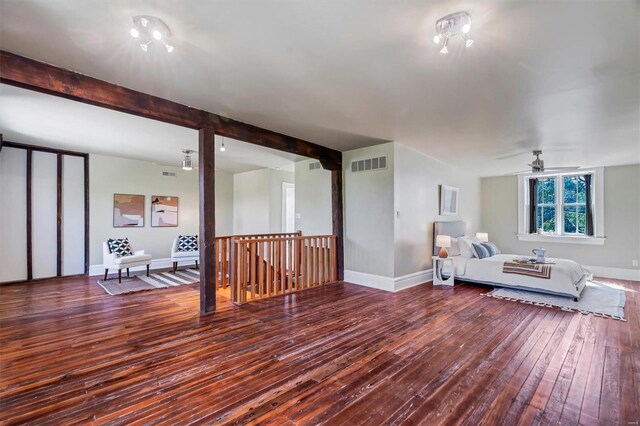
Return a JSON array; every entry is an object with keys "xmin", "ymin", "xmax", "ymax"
[
  {"xmin": 472, "ymin": 243, "xmax": 491, "ymax": 259},
  {"xmin": 482, "ymin": 242, "xmax": 501, "ymax": 256},
  {"xmin": 481, "ymin": 242, "xmax": 497, "ymax": 257}
]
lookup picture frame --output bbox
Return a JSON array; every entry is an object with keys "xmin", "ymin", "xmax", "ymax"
[
  {"xmin": 113, "ymin": 194, "xmax": 145, "ymax": 227},
  {"xmin": 440, "ymin": 185, "xmax": 459, "ymax": 216},
  {"xmin": 151, "ymin": 195, "xmax": 179, "ymax": 227}
]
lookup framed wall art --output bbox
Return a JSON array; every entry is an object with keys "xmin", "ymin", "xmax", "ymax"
[
  {"xmin": 151, "ymin": 195, "xmax": 178, "ymax": 227},
  {"xmin": 113, "ymin": 194, "xmax": 145, "ymax": 227},
  {"xmin": 439, "ymin": 185, "xmax": 459, "ymax": 216}
]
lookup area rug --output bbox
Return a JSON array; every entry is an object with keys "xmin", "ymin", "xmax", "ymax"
[
  {"xmin": 97, "ymin": 269, "xmax": 199, "ymax": 295},
  {"xmin": 484, "ymin": 280, "xmax": 626, "ymax": 321}
]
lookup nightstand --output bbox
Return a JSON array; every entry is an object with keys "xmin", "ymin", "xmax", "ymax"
[{"xmin": 432, "ymin": 256, "xmax": 454, "ymax": 286}]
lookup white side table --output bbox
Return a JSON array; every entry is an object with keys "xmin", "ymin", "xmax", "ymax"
[{"xmin": 432, "ymin": 256, "xmax": 454, "ymax": 286}]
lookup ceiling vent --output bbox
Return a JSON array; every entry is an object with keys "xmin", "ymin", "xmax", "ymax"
[
  {"xmin": 162, "ymin": 171, "xmax": 177, "ymax": 177},
  {"xmin": 308, "ymin": 161, "xmax": 322, "ymax": 171},
  {"xmin": 351, "ymin": 156, "xmax": 387, "ymax": 173}
]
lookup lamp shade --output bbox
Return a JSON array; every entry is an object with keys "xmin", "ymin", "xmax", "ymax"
[
  {"xmin": 435, "ymin": 235, "xmax": 451, "ymax": 248},
  {"xmin": 476, "ymin": 232, "xmax": 489, "ymax": 242}
]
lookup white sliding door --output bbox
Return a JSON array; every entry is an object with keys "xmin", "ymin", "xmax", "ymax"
[
  {"xmin": 31, "ymin": 151, "xmax": 58, "ymax": 279},
  {"xmin": 62, "ymin": 155, "xmax": 85, "ymax": 275},
  {"xmin": 0, "ymin": 147, "xmax": 28, "ymax": 282}
]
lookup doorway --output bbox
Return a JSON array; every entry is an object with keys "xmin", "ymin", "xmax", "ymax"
[{"xmin": 282, "ymin": 182, "xmax": 295, "ymax": 233}]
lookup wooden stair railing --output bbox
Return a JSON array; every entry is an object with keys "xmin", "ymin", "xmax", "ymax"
[
  {"xmin": 215, "ymin": 232, "xmax": 300, "ymax": 289},
  {"xmin": 231, "ymin": 235, "xmax": 338, "ymax": 304}
]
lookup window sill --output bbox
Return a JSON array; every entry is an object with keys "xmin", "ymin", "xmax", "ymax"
[{"xmin": 517, "ymin": 234, "xmax": 606, "ymax": 246}]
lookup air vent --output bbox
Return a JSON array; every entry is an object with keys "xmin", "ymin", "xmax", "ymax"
[
  {"xmin": 308, "ymin": 161, "xmax": 322, "ymax": 171},
  {"xmin": 351, "ymin": 156, "xmax": 387, "ymax": 173},
  {"xmin": 162, "ymin": 171, "xmax": 177, "ymax": 177}
]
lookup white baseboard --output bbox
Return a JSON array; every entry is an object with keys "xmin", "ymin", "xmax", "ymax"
[
  {"xmin": 344, "ymin": 270, "xmax": 395, "ymax": 291},
  {"xmin": 89, "ymin": 258, "xmax": 179, "ymax": 276},
  {"xmin": 585, "ymin": 265, "xmax": 640, "ymax": 281},
  {"xmin": 394, "ymin": 269, "xmax": 434, "ymax": 291},
  {"xmin": 344, "ymin": 269, "xmax": 433, "ymax": 292}
]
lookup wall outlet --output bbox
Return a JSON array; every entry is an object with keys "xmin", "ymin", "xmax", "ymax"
[{"xmin": 633, "ymin": 259, "xmax": 639, "ymax": 267}]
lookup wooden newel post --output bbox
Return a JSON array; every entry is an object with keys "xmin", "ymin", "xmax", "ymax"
[{"xmin": 199, "ymin": 128, "xmax": 216, "ymax": 314}]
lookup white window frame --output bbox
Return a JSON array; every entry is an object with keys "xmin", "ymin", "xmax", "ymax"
[{"xmin": 517, "ymin": 168, "xmax": 605, "ymax": 245}]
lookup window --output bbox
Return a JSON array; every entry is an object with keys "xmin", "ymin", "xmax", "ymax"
[
  {"xmin": 562, "ymin": 175, "xmax": 587, "ymax": 235},
  {"xmin": 535, "ymin": 177, "xmax": 557, "ymax": 233},
  {"xmin": 516, "ymin": 168, "xmax": 605, "ymax": 245}
]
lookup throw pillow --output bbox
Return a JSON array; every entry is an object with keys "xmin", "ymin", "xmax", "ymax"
[
  {"xmin": 482, "ymin": 242, "xmax": 501, "ymax": 256},
  {"xmin": 178, "ymin": 235, "xmax": 198, "ymax": 252},
  {"xmin": 108, "ymin": 238, "xmax": 133, "ymax": 258},
  {"xmin": 448, "ymin": 237, "xmax": 461, "ymax": 256},
  {"xmin": 472, "ymin": 243, "xmax": 491, "ymax": 259},
  {"xmin": 458, "ymin": 236, "xmax": 475, "ymax": 258}
]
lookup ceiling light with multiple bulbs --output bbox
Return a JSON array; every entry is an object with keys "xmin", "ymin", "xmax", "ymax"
[
  {"xmin": 433, "ymin": 11, "xmax": 474, "ymax": 54},
  {"xmin": 129, "ymin": 15, "xmax": 174, "ymax": 53}
]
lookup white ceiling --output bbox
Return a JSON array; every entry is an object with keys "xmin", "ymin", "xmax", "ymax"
[
  {"xmin": 0, "ymin": 84, "xmax": 304, "ymax": 174},
  {"xmin": 0, "ymin": 0, "xmax": 638, "ymax": 176}
]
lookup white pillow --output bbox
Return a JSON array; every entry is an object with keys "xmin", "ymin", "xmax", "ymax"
[
  {"xmin": 458, "ymin": 236, "xmax": 475, "ymax": 258},
  {"xmin": 466, "ymin": 237, "xmax": 482, "ymax": 259},
  {"xmin": 448, "ymin": 238, "xmax": 461, "ymax": 256}
]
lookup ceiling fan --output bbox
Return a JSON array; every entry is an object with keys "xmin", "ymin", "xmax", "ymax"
[
  {"xmin": 505, "ymin": 150, "xmax": 580, "ymax": 175},
  {"xmin": 151, "ymin": 149, "xmax": 199, "ymax": 170}
]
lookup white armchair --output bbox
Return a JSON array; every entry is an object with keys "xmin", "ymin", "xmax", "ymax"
[
  {"xmin": 103, "ymin": 242, "xmax": 153, "ymax": 283},
  {"xmin": 171, "ymin": 238, "xmax": 199, "ymax": 272}
]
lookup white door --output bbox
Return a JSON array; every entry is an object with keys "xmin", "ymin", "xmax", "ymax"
[{"xmin": 282, "ymin": 182, "xmax": 295, "ymax": 233}]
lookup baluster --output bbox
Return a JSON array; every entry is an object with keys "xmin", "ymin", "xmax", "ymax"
[
  {"xmin": 283, "ymin": 240, "xmax": 288, "ymax": 294},
  {"xmin": 294, "ymin": 238, "xmax": 300, "ymax": 290},
  {"xmin": 267, "ymin": 240, "xmax": 273, "ymax": 297},
  {"xmin": 305, "ymin": 238, "xmax": 313, "ymax": 288},
  {"xmin": 249, "ymin": 242, "xmax": 256, "ymax": 300}
]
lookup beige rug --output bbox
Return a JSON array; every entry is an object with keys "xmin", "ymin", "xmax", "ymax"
[
  {"xmin": 485, "ymin": 280, "xmax": 626, "ymax": 320},
  {"xmin": 97, "ymin": 269, "xmax": 200, "ymax": 295}
]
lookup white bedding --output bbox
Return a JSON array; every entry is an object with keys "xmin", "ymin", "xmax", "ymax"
[{"xmin": 446, "ymin": 254, "xmax": 592, "ymax": 298}]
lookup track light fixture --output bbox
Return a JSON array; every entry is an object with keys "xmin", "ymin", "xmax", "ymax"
[
  {"xmin": 433, "ymin": 11, "xmax": 474, "ymax": 54},
  {"xmin": 129, "ymin": 15, "xmax": 174, "ymax": 53}
]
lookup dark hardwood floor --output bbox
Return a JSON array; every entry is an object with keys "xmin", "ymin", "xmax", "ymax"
[{"xmin": 0, "ymin": 275, "xmax": 638, "ymax": 425}]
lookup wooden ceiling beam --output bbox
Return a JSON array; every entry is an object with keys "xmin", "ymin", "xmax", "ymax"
[{"xmin": 0, "ymin": 50, "xmax": 342, "ymax": 170}]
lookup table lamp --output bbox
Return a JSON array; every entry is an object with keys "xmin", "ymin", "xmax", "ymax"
[
  {"xmin": 476, "ymin": 232, "xmax": 489, "ymax": 242},
  {"xmin": 436, "ymin": 235, "xmax": 451, "ymax": 258}
]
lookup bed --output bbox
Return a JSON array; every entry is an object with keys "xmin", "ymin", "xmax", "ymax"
[{"xmin": 433, "ymin": 221, "xmax": 592, "ymax": 300}]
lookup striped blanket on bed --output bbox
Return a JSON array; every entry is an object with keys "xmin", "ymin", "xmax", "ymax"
[{"xmin": 502, "ymin": 262, "xmax": 551, "ymax": 279}]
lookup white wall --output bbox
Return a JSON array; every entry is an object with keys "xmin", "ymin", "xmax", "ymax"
[
  {"xmin": 233, "ymin": 168, "xmax": 294, "ymax": 235},
  {"xmin": 90, "ymin": 155, "xmax": 234, "ymax": 266},
  {"xmin": 0, "ymin": 147, "xmax": 28, "ymax": 282},
  {"xmin": 62, "ymin": 155, "xmax": 86, "ymax": 275},
  {"xmin": 233, "ymin": 169, "xmax": 270, "ymax": 234},
  {"xmin": 343, "ymin": 143, "xmax": 396, "ymax": 278},
  {"xmin": 215, "ymin": 171, "xmax": 234, "ymax": 236},
  {"xmin": 90, "ymin": 154, "xmax": 198, "ymax": 266},
  {"xmin": 394, "ymin": 143, "xmax": 481, "ymax": 276},
  {"xmin": 269, "ymin": 169, "xmax": 295, "ymax": 233},
  {"xmin": 295, "ymin": 159, "xmax": 332, "ymax": 235},
  {"xmin": 342, "ymin": 142, "xmax": 482, "ymax": 289},
  {"xmin": 481, "ymin": 164, "xmax": 640, "ymax": 274}
]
